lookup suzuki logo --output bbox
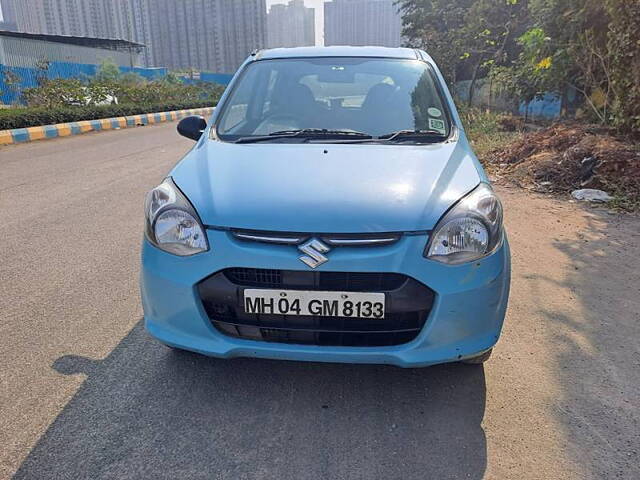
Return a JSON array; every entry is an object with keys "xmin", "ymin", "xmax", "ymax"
[{"xmin": 298, "ymin": 238, "xmax": 331, "ymax": 269}]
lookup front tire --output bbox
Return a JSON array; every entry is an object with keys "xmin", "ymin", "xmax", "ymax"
[{"xmin": 461, "ymin": 348, "xmax": 493, "ymax": 364}]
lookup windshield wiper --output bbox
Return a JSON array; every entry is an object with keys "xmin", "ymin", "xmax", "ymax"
[
  {"xmin": 235, "ymin": 128, "xmax": 372, "ymax": 144},
  {"xmin": 377, "ymin": 129, "xmax": 448, "ymax": 142},
  {"xmin": 235, "ymin": 128, "xmax": 447, "ymax": 144},
  {"xmin": 271, "ymin": 128, "xmax": 371, "ymax": 137}
]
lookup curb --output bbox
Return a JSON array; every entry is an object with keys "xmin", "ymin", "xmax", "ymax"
[{"xmin": 0, "ymin": 106, "xmax": 215, "ymax": 146}]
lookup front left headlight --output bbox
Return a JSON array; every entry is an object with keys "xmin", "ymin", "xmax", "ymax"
[
  {"xmin": 144, "ymin": 177, "xmax": 208, "ymax": 256},
  {"xmin": 425, "ymin": 183, "xmax": 503, "ymax": 264}
]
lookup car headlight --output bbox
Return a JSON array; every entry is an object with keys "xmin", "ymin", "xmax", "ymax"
[
  {"xmin": 144, "ymin": 177, "xmax": 208, "ymax": 256},
  {"xmin": 425, "ymin": 183, "xmax": 503, "ymax": 264}
]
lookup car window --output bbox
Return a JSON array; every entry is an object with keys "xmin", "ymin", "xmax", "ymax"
[
  {"xmin": 218, "ymin": 66, "xmax": 256, "ymax": 133},
  {"xmin": 216, "ymin": 57, "xmax": 451, "ymax": 139},
  {"xmin": 300, "ymin": 73, "xmax": 394, "ymax": 108}
]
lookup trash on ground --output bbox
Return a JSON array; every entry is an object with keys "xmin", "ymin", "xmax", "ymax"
[{"xmin": 571, "ymin": 189, "xmax": 614, "ymax": 202}]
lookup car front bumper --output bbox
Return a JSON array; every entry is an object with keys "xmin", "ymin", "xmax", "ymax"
[{"xmin": 141, "ymin": 229, "xmax": 511, "ymax": 368}]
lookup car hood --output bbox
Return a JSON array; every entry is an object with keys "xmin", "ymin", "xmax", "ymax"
[{"xmin": 171, "ymin": 138, "xmax": 481, "ymax": 233}]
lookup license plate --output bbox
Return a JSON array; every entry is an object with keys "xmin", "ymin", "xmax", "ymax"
[{"xmin": 243, "ymin": 289, "xmax": 385, "ymax": 319}]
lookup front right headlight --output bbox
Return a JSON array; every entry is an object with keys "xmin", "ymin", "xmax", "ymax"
[
  {"xmin": 425, "ymin": 183, "xmax": 503, "ymax": 264},
  {"xmin": 144, "ymin": 177, "xmax": 208, "ymax": 256}
]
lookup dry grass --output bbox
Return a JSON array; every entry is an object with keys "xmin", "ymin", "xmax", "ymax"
[
  {"xmin": 461, "ymin": 107, "xmax": 523, "ymax": 160},
  {"xmin": 462, "ymin": 108, "xmax": 640, "ymax": 210},
  {"xmin": 485, "ymin": 123, "xmax": 640, "ymax": 211}
]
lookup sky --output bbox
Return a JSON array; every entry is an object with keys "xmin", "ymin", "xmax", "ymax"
[{"xmin": 266, "ymin": 0, "xmax": 327, "ymax": 46}]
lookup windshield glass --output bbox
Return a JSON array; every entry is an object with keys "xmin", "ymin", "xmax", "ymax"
[{"xmin": 216, "ymin": 57, "xmax": 451, "ymax": 141}]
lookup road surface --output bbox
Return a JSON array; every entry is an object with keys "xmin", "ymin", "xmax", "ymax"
[{"xmin": 1, "ymin": 123, "xmax": 638, "ymax": 479}]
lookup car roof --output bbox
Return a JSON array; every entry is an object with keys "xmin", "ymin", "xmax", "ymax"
[{"xmin": 256, "ymin": 46, "xmax": 421, "ymax": 61}]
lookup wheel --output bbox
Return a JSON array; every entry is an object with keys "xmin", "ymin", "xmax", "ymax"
[{"xmin": 461, "ymin": 348, "xmax": 493, "ymax": 364}]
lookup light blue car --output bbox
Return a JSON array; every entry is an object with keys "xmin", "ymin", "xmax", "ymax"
[{"xmin": 141, "ymin": 46, "xmax": 510, "ymax": 367}]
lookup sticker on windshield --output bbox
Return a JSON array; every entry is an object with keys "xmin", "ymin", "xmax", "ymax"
[
  {"xmin": 429, "ymin": 118, "xmax": 446, "ymax": 135},
  {"xmin": 428, "ymin": 107, "xmax": 442, "ymax": 117}
]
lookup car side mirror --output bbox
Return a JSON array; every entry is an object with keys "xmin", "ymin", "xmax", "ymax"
[{"xmin": 177, "ymin": 115, "xmax": 207, "ymax": 141}]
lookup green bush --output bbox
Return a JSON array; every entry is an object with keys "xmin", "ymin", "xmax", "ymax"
[
  {"xmin": 94, "ymin": 58, "xmax": 121, "ymax": 83},
  {"xmin": 0, "ymin": 101, "xmax": 215, "ymax": 130},
  {"xmin": 20, "ymin": 76, "xmax": 224, "ymax": 109},
  {"xmin": 114, "ymin": 81, "xmax": 224, "ymax": 105},
  {"xmin": 2, "ymin": 61, "xmax": 226, "ymax": 129},
  {"xmin": 22, "ymin": 78, "xmax": 88, "ymax": 108},
  {"xmin": 607, "ymin": 0, "xmax": 640, "ymax": 132}
]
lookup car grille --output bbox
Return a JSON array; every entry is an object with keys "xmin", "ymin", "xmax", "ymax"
[
  {"xmin": 224, "ymin": 268, "xmax": 407, "ymax": 291},
  {"xmin": 198, "ymin": 268, "xmax": 435, "ymax": 347},
  {"xmin": 230, "ymin": 230, "xmax": 401, "ymax": 247}
]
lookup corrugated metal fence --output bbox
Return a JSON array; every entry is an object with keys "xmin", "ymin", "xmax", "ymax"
[
  {"xmin": 0, "ymin": 62, "xmax": 168, "ymax": 104},
  {"xmin": 0, "ymin": 33, "xmax": 234, "ymax": 105},
  {"xmin": 0, "ymin": 35, "xmax": 136, "ymax": 68},
  {"xmin": 0, "ymin": 63, "xmax": 235, "ymax": 105}
]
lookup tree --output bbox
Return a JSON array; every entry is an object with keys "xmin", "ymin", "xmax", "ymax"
[
  {"xmin": 488, "ymin": 0, "xmax": 640, "ymax": 129},
  {"xmin": 396, "ymin": 0, "xmax": 640, "ymax": 131},
  {"xmin": 396, "ymin": 0, "xmax": 528, "ymax": 104},
  {"xmin": 162, "ymin": 72, "xmax": 184, "ymax": 85},
  {"xmin": 2, "ymin": 69, "xmax": 23, "ymax": 104},
  {"xmin": 94, "ymin": 58, "xmax": 122, "ymax": 83},
  {"xmin": 458, "ymin": 0, "xmax": 529, "ymax": 105},
  {"xmin": 34, "ymin": 58, "xmax": 51, "ymax": 86},
  {"xmin": 396, "ymin": 0, "xmax": 476, "ymax": 83},
  {"xmin": 489, "ymin": 26, "xmax": 570, "ymax": 107},
  {"xmin": 606, "ymin": 0, "xmax": 640, "ymax": 131},
  {"xmin": 526, "ymin": 0, "xmax": 609, "ymax": 118}
]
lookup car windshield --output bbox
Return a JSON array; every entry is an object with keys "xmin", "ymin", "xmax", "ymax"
[{"xmin": 215, "ymin": 57, "xmax": 452, "ymax": 142}]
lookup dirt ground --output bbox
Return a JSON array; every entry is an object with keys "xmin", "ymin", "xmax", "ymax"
[{"xmin": 485, "ymin": 184, "xmax": 640, "ymax": 478}]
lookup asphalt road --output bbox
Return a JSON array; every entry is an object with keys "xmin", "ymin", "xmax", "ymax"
[{"xmin": 1, "ymin": 123, "xmax": 639, "ymax": 479}]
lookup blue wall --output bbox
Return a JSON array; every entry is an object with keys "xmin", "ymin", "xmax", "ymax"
[
  {"xmin": 455, "ymin": 79, "xmax": 563, "ymax": 119},
  {"xmin": 179, "ymin": 72, "xmax": 234, "ymax": 86},
  {"xmin": 201, "ymin": 72, "xmax": 234, "ymax": 85},
  {"xmin": 0, "ymin": 62, "xmax": 232, "ymax": 105},
  {"xmin": 518, "ymin": 93, "xmax": 562, "ymax": 119}
]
